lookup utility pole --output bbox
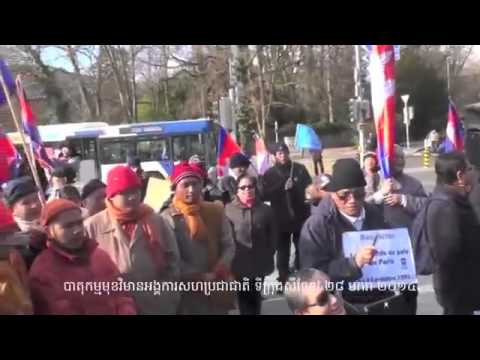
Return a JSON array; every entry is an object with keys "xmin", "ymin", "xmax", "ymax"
[
  {"xmin": 446, "ymin": 55, "xmax": 452, "ymax": 96},
  {"xmin": 230, "ymin": 45, "xmax": 246, "ymax": 141},
  {"xmin": 354, "ymin": 45, "xmax": 367, "ymax": 167},
  {"xmin": 401, "ymin": 94, "xmax": 411, "ymax": 149}
]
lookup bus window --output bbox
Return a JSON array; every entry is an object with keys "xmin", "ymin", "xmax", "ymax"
[
  {"xmin": 84, "ymin": 139, "xmax": 98, "ymax": 160},
  {"xmin": 204, "ymin": 131, "xmax": 217, "ymax": 167},
  {"xmin": 66, "ymin": 138, "xmax": 97, "ymax": 160},
  {"xmin": 100, "ymin": 140, "xmax": 136, "ymax": 164},
  {"xmin": 173, "ymin": 135, "xmax": 204, "ymax": 161},
  {"xmin": 137, "ymin": 137, "xmax": 170, "ymax": 162}
]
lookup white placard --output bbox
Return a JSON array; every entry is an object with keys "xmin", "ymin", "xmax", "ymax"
[{"xmin": 342, "ymin": 228, "xmax": 417, "ymax": 289}]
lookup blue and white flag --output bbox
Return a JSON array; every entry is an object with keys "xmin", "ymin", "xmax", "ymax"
[{"xmin": 294, "ymin": 124, "xmax": 322, "ymax": 151}]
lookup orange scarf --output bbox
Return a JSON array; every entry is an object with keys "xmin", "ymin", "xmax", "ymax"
[
  {"xmin": 106, "ymin": 200, "xmax": 166, "ymax": 273},
  {"xmin": 172, "ymin": 197, "xmax": 208, "ymax": 242}
]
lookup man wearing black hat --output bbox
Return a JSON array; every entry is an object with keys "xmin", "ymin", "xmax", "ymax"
[
  {"xmin": 81, "ymin": 179, "xmax": 107, "ymax": 218},
  {"xmin": 219, "ymin": 152, "xmax": 252, "ymax": 204},
  {"xmin": 4, "ymin": 177, "xmax": 47, "ymax": 268},
  {"xmin": 263, "ymin": 143, "xmax": 312, "ymax": 288},
  {"xmin": 299, "ymin": 159, "xmax": 408, "ymax": 314},
  {"xmin": 46, "ymin": 167, "xmax": 67, "ymax": 201}
]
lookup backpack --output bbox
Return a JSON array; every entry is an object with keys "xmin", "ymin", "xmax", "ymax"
[
  {"xmin": 0, "ymin": 240, "xmax": 33, "ymax": 315},
  {"xmin": 411, "ymin": 193, "xmax": 449, "ymax": 276}
]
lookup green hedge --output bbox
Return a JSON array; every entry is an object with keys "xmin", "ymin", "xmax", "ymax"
[{"xmin": 311, "ymin": 121, "xmax": 353, "ymax": 135}]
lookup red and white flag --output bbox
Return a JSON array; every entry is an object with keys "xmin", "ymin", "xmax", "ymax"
[
  {"xmin": 254, "ymin": 136, "xmax": 271, "ymax": 175},
  {"xmin": 369, "ymin": 45, "xmax": 396, "ymax": 178}
]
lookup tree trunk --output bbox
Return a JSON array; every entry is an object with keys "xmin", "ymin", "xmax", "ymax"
[
  {"xmin": 119, "ymin": 46, "xmax": 133, "ymax": 119},
  {"xmin": 256, "ymin": 45, "xmax": 266, "ymax": 138},
  {"xmin": 130, "ymin": 46, "xmax": 137, "ymax": 122},
  {"xmin": 95, "ymin": 46, "xmax": 104, "ymax": 118},
  {"xmin": 65, "ymin": 45, "xmax": 95, "ymax": 119},
  {"xmin": 161, "ymin": 45, "xmax": 170, "ymax": 115},
  {"xmin": 19, "ymin": 45, "xmax": 71, "ymax": 123},
  {"xmin": 163, "ymin": 80, "xmax": 170, "ymax": 115},
  {"xmin": 103, "ymin": 45, "xmax": 130, "ymax": 122},
  {"xmin": 326, "ymin": 46, "xmax": 334, "ymax": 123}
]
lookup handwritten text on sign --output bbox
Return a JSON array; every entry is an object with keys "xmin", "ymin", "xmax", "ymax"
[{"xmin": 342, "ymin": 228, "xmax": 417, "ymax": 288}]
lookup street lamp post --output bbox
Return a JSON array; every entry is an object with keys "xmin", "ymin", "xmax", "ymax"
[
  {"xmin": 446, "ymin": 55, "xmax": 452, "ymax": 95},
  {"xmin": 401, "ymin": 94, "xmax": 411, "ymax": 149}
]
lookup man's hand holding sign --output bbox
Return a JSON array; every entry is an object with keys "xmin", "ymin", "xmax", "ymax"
[{"xmin": 343, "ymin": 228, "xmax": 417, "ymax": 289}]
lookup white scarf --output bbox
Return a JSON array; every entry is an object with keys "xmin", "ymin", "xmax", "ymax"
[{"xmin": 14, "ymin": 216, "xmax": 43, "ymax": 232}]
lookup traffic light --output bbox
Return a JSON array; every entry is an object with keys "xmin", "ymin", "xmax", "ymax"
[
  {"xmin": 360, "ymin": 100, "xmax": 371, "ymax": 122},
  {"xmin": 349, "ymin": 98, "xmax": 359, "ymax": 122}
]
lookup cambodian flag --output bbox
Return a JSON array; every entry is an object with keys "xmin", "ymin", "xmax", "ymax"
[
  {"xmin": 369, "ymin": 45, "xmax": 396, "ymax": 178},
  {"xmin": 444, "ymin": 99, "xmax": 464, "ymax": 152},
  {"xmin": 16, "ymin": 76, "xmax": 53, "ymax": 170},
  {"xmin": 254, "ymin": 135, "xmax": 271, "ymax": 175},
  {"xmin": 217, "ymin": 126, "xmax": 241, "ymax": 176},
  {"xmin": 0, "ymin": 58, "xmax": 16, "ymax": 107},
  {"xmin": 0, "ymin": 128, "xmax": 22, "ymax": 184}
]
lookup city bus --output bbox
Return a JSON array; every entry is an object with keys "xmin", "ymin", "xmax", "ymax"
[
  {"xmin": 7, "ymin": 122, "xmax": 109, "ymax": 184},
  {"xmin": 7, "ymin": 118, "xmax": 220, "ymax": 184},
  {"xmin": 97, "ymin": 118, "xmax": 219, "ymax": 182}
]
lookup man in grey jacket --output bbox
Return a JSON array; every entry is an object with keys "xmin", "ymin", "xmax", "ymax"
[
  {"xmin": 367, "ymin": 145, "xmax": 427, "ymax": 314},
  {"xmin": 368, "ymin": 145, "xmax": 428, "ymax": 230}
]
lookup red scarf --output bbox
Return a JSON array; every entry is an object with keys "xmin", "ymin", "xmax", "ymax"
[{"xmin": 106, "ymin": 200, "xmax": 166, "ymax": 273}]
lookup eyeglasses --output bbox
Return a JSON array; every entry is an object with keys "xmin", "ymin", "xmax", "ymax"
[
  {"xmin": 304, "ymin": 289, "xmax": 338, "ymax": 308},
  {"xmin": 336, "ymin": 188, "xmax": 365, "ymax": 201},
  {"xmin": 238, "ymin": 185, "xmax": 255, "ymax": 191}
]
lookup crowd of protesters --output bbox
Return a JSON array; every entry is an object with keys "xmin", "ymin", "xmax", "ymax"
[{"xmin": 1, "ymin": 138, "xmax": 480, "ymax": 316}]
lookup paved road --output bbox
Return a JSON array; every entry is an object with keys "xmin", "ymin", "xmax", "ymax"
[{"xmin": 233, "ymin": 154, "xmax": 442, "ymax": 315}]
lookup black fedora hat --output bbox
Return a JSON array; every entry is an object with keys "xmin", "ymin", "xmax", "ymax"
[{"xmin": 325, "ymin": 158, "xmax": 366, "ymax": 192}]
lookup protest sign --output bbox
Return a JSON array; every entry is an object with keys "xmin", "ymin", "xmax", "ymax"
[
  {"xmin": 342, "ymin": 228, "xmax": 417, "ymax": 289},
  {"xmin": 143, "ymin": 177, "xmax": 172, "ymax": 212}
]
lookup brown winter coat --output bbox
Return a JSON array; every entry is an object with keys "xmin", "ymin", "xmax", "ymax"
[
  {"xmin": 84, "ymin": 209, "xmax": 180, "ymax": 314},
  {"xmin": 160, "ymin": 201, "xmax": 236, "ymax": 315}
]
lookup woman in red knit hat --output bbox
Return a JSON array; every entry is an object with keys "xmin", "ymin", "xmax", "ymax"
[
  {"xmin": 160, "ymin": 161, "xmax": 236, "ymax": 315},
  {"xmin": 28, "ymin": 199, "xmax": 137, "ymax": 315},
  {"xmin": 84, "ymin": 165, "xmax": 180, "ymax": 315}
]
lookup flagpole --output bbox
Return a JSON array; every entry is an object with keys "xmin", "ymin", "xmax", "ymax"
[{"xmin": 0, "ymin": 72, "xmax": 46, "ymax": 205}]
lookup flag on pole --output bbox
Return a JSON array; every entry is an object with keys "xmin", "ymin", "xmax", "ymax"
[
  {"xmin": 16, "ymin": 76, "xmax": 54, "ymax": 171},
  {"xmin": 369, "ymin": 45, "xmax": 396, "ymax": 178},
  {"xmin": 0, "ymin": 58, "xmax": 16, "ymax": 107},
  {"xmin": 444, "ymin": 99, "xmax": 464, "ymax": 152},
  {"xmin": 0, "ymin": 128, "xmax": 22, "ymax": 184},
  {"xmin": 294, "ymin": 123, "xmax": 322, "ymax": 151},
  {"xmin": 254, "ymin": 136, "xmax": 271, "ymax": 175},
  {"xmin": 217, "ymin": 126, "xmax": 241, "ymax": 176}
]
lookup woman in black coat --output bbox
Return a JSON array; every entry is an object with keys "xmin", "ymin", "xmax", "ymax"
[{"xmin": 225, "ymin": 174, "xmax": 277, "ymax": 315}]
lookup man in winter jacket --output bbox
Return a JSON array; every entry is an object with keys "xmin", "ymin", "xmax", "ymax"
[
  {"xmin": 367, "ymin": 145, "xmax": 427, "ymax": 314},
  {"xmin": 84, "ymin": 166, "xmax": 180, "ymax": 314},
  {"xmin": 29, "ymin": 199, "xmax": 137, "ymax": 315},
  {"xmin": 299, "ymin": 159, "xmax": 411, "ymax": 314},
  {"xmin": 427, "ymin": 152, "xmax": 480, "ymax": 315},
  {"xmin": 4, "ymin": 177, "xmax": 46, "ymax": 268},
  {"xmin": 263, "ymin": 143, "xmax": 312, "ymax": 287},
  {"xmin": 369, "ymin": 145, "xmax": 428, "ymax": 231}
]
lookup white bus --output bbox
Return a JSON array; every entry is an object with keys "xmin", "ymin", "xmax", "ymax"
[
  {"xmin": 8, "ymin": 118, "xmax": 220, "ymax": 184},
  {"xmin": 96, "ymin": 118, "xmax": 218, "ymax": 182}
]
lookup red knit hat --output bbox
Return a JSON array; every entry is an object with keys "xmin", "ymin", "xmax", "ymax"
[
  {"xmin": 0, "ymin": 201, "xmax": 17, "ymax": 233},
  {"xmin": 106, "ymin": 165, "xmax": 142, "ymax": 199},
  {"xmin": 171, "ymin": 161, "xmax": 205, "ymax": 186},
  {"xmin": 41, "ymin": 199, "xmax": 80, "ymax": 226}
]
